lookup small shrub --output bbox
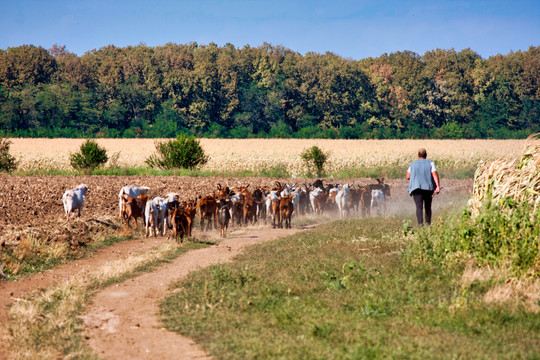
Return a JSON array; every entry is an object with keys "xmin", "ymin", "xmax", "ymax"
[
  {"xmin": 0, "ymin": 137, "xmax": 18, "ymax": 173},
  {"xmin": 146, "ymin": 135, "xmax": 209, "ymax": 170},
  {"xmin": 261, "ymin": 163, "xmax": 290, "ymax": 178},
  {"xmin": 69, "ymin": 139, "xmax": 108, "ymax": 171},
  {"xmin": 301, "ymin": 145, "xmax": 328, "ymax": 177}
]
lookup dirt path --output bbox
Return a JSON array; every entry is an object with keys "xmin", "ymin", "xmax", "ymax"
[
  {"xmin": 81, "ymin": 225, "xmax": 311, "ymax": 360},
  {"xmin": 0, "ymin": 235, "xmax": 171, "ymax": 359}
]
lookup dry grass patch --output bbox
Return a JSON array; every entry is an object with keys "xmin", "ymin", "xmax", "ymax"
[
  {"xmin": 483, "ymin": 278, "xmax": 540, "ymax": 313},
  {"xmin": 470, "ymin": 133, "xmax": 540, "ymax": 214}
]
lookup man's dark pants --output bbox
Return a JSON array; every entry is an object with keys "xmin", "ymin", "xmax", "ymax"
[{"xmin": 411, "ymin": 189, "xmax": 434, "ymax": 225}]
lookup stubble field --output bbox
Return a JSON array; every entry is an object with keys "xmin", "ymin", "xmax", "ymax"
[{"xmin": 8, "ymin": 138, "xmax": 527, "ymax": 174}]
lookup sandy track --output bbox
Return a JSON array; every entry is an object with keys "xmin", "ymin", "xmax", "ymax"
[
  {"xmin": 0, "ymin": 235, "xmax": 169, "ymax": 359},
  {"xmin": 82, "ymin": 226, "xmax": 312, "ymax": 360}
]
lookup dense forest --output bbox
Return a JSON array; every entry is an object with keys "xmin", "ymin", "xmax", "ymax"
[{"xmin": 0, "ymin": 43, "xmax": 538, "ymax": 139}]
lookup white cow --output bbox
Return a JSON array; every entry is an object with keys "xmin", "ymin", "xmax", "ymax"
[
  {"xmin": 145, "ymin": 197, "xmax": 167, "ymax": 237},
  {"xmin": 370, "ymin": 189, "xmax": 386, "ymax": 216},
  {"xmin": 62, "ymin": 184, "xmax": 89, "ymax": 220},
  {"xmin": 265, "ymin": 190, "xmax": 279, "ymax": 224},
  {"xmin": 118, "ymin": 185, "xmax": 150, "ymax": 219},
  {"xmin": 290, "ymin": 189, "xmax": 301, "ymax": 217},
  {"xmin": 309, "ymin": 187, "xmax": 323, "ymax": 214},
  {"xmin": 335, "ymin": 184, "xmax": 351, "ymax": 218}
]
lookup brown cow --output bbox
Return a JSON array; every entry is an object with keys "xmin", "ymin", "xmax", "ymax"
[
  {"xmin": 168, "ymin": 200, "xmax": 197, "ymax": 242},
  {"xmin": 217, "ymin": 184, "xmax": 230, "ymax": 200},
  {"xmin": 279, "ymin": 194, "xmax": 294, "ymax": 229},
  {"xmin": 181, "ymin": 200, "xmax": 197, "ymax": 237},
  {"xmin": 198, "ymin": 194, "xmax": 219, "ymax": 231},
  {"xmin": 218, "ymin": 198, "xmax": 231, "ymax": 237},
  {"xmin": 242, "ymin": 192, "xmax": 257, "ymax": 225},
  {"xmin": 312, "ymin": 191, "xmax": 328, "ymax": 215},
  {"xmin": 123, "ymin": 194, "xmax": 148, "ymax": 228},
  {"xmin": 271, "ymin": 197, "xmax": 281, "ymax": 228}
]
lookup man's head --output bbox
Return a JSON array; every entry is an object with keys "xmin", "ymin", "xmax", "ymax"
[{"xmin": 418, "ymin": 148, "xmax": 427, "ymax": 158}]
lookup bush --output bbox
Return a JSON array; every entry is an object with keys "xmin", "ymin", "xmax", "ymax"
[
  {"xmin": 301, "ymin": 145, "xmax": 328, "ymax": 177},
  {"xmin": 145, "ymin": 135, "xmax": 208, "ymax": 170},
  {"xmin": 0, "ymin": 137, "xmax": 18, "ymax": 173},
  {"xmin": 69, "ymin": 139, "xmax": 108, "ymax": 171}
]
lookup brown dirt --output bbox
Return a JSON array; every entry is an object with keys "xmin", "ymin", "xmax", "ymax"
[
  {"xmin": 82, "ymin": 225, "xmax": 313, "ymax": 360},
  {"xmin": 0, "ymin": 175, "xmax": 473, "ymax": 359}
]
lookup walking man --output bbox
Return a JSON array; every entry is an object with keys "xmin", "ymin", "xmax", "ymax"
[{"xmin": 406, "ymin": 148, "xmax": 440, "ymax": 225}]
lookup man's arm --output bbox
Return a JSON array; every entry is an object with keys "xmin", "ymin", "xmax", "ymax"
[{"xmin": 432, "ymin": 170, "xmax": 440, "ymax": 194}]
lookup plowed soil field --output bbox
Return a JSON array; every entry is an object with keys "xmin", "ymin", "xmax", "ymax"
[{"xmin": 0, "ymin": 175, "xmax": 472, "ymax": 248}]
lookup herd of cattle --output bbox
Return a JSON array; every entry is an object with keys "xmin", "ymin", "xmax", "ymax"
[{"xmin": 61, "ymin": 179, "xmax": 391, "ymax": 241}]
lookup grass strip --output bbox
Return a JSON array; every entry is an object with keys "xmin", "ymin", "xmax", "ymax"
[
  {"xmin": 161, "ymin": 216, "xmax": 539, "ymax": 359},
  {"xmin": 12, "ymin": 164, "xmax": 476, "ymax": 179}
]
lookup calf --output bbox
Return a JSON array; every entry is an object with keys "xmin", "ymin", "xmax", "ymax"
[
  {"xmin": 218, "ymin": 199, "xmax": 231, "ymax": 237},
  {"xmin": 253, "ymin": 187, "xmax": 267, "ymax": 222},
  {"xmin": 145, "ymin": 197, "xmax": 167, "ymax": 237},
  {"xmin": 181, "ymin": 200, "xmax": 197, "ymax": 237},
  {"xmin": 168, "ymin": 206, "xmax": 186, "ymax": 242},
  {"xmin": 229, "ymin": 192, "xmax": 244, "ymax": 227},
  {"xmin": 123, "ymin": 194, "xmax": 148, "ymax": 228},
  {"xmin": 298, "ymin": 186, "xmax": 311, "ymax": 215},
  {"xmin": 198, "ymin": 194, "xmax": 219, "ymax": 231},
  {"xmin": 118, "ymin": 185, "xmax": 150, "ymax": 219},
  {"xmin": 242, "ymin": 192, "xmax": 257, "ymax": 225},
  {"xmin": 310, "ymin": 188, "xmax": 327, "ymax": 215},
  {"xmin": 370, "ymin": 189, "xmax": 387, "ymax": 216},
  {"xmin": 62, "ymin": 184, "xmax": 89, "ymax": 220},
  {"xmin": 279, "ymin": 194, "xmax": 294, "ymax": 229},
  {"xmin": 335, "ymin": 184, "xmax": 351, "ymax": 218}
]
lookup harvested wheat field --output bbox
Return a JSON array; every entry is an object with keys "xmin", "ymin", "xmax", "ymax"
[{"xmin": 9, "ymin": 138, "xmax": 527, "ymax": 173}]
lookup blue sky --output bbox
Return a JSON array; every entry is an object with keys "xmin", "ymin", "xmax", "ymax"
[{"xmin": 1, "ymin": 0, "xmax": 539, "ymax": 60}]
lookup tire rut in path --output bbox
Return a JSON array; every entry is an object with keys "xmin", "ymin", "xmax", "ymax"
[{"xmin": 82, "ymin": 225, "xmax": 313, "ymax": 360}]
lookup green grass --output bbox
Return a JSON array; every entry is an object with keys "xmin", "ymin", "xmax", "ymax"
[
  {"xmin": 161, "ymin": 217, "xmax": 540, "ymax": 359},
  {"xmin": 12, "ymin": 164, "xmax": 476, "ymax": 179}
]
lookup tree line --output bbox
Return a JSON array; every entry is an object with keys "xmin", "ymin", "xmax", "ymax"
[{"xmin": 0, "ymin": 42, "xmax": 538, "ymax": 139}]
